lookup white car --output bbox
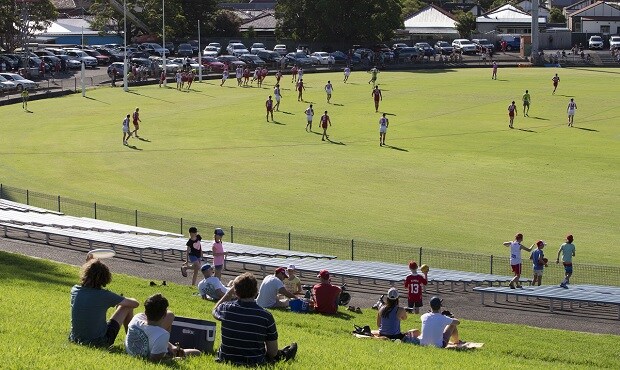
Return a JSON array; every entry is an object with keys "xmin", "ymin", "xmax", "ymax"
[
  {"xmin": 309, "ymin": 52, "xmax": 335, "ymax": 65},
  {"xmin": 226, "ymin": 43, "xmax": 249, "ymax": 56},
  {"xmin": 207, "ymin": 42, "xmax": 221, "ymax": 54},
  {"xmin": 588, "ymin": 36, "xmax": 604, "ymax": 49},
  {"xmin": 452, "ymin": 39, "xmax": 477, "ymax": 54},
  {"xmin": 151, "ymin": 57, "xmax": 180, "ymax": 73},
  {"xmin": 609, "ymin": 35, "xmax": 620, "ymax": 50},
  {"xmin": 250, "ymin": 43, "xmax": 266, "ymax": 54},
  {"xmin": 203, "ymin": 46, "xmax": 219, "ymax": 57},
  {"xmin": 0, "ymin": 74, "xmax": 17, "ymax": 91},
  {"xmin": 169, "ymin": 58, "xmax": 200, "ymax": 70},
  {"xmin": 64, "ymin": 50, "xmax": 98, "ymax": 68},
  {"xmin": 274, "ymin": 44, "xmax": 287, "ymax": 55},
  {"xmin": 0, "ymin": 73, "xmax": 38, "ymax": 91}
]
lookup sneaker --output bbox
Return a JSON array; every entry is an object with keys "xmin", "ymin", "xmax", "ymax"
[
  {"xmin": 509, "ymin": 284, "xmax": 516, "ymax": 289},
  {"xmin": 149, "ymin": 281, "xmax": 157, "ymax": 287},
  {"xmin": 280, "ymin": 342, "xmax": 297, "ymax": 361},
  {"xmin": 404, "ymin": 307, "xmax": 415, "ymax": 313},
  {"xmin": 560, "ymin": 283, "xmax": 568, "ymax": 289},
  {"xmin": 181, "ymin": 266, "xmax": 188, "ymax": 277}
]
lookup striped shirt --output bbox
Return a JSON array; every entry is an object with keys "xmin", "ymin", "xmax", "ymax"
[{"xmin": 213, "ymin": 300, "xmax": 278, "ymax": 365}]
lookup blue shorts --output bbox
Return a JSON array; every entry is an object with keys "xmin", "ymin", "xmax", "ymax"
[
  {"xmin": 563, "ymin": 263, "xmax": 573, "ymax": 274},
  {"xmin": 189, "ymin": 255, "xmax": 201, "ymax": 263}
]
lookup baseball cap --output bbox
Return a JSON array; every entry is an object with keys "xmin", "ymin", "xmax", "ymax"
[
  {"xmin": 287, "ymin": 264, "xmax": 296, "ymax": 271},
  {"xmin": 566, "ymin": 234, "xmax": 574, "ymax": 242},
  {"xmin": 408, "ymin": 261, "xmax": 418, "ymax": 270},
  {"xmin": 387, "ymin": 287, "xmax": 399, "ymax": 300},
  {"xmin": 214, "ymin": 228, "xmax": 225, "ymax": 236},
  {"xmin": 275, "ymin": 267, "xmax": 289, "ymax": 278},
  {"xmin": 536, "ymin": 240, "xmax": 546, "ymax": 247},
  {"xmin": 200, "ymin": 264, "xmax": 212, "ymax": 272},
  {"xmin": 317, "ymin": 269, "xmax": 330, "ymax": 280},
  {"xmin": 430, "ymin": 296, "xmax": 443, "ymax": 310}
]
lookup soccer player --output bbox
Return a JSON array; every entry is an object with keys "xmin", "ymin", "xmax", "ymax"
[
  {"xmin": 275, "ymin": 70, "xmax": 282, "ymax": 85},
  {"xmin": 491, "ymin": 61, "xmax": 498, "ymax": 80},
  {"xmin": 530, "ymin": 240, "xmax": 547, "ymax": 286},
  {"xmin": 325, "ymin": 80, "xmax": 333, "ymax": 103},
  {"xmin": 21, "ymin": 89, "xmax": 29, "ymax": 110},
  {"xmin": 236, "ymin": 66, "xmax": 243, "ymax": 86},
  {"xmin": 556, "ymin": 235, "xmax": 575, "ymax": 288},
  {"xmin": 552, "ymin": 73, "xmax": 560, "ymax": 94},
  {"xmin": 158, "ymin": 70, "xmax": 166, "ymax": 88},
  {"xmin": 508, "ymin": 101, "xmax": 517, "ymax": 128},
  {"xmin": 522, "ymin": 90, "xmax": 531, "ymax": 116},
  {"xmin": 221, "ymin": 68, "xmax": 229, "ymax": 87},
  {"xmin": 343, "ymin": 66, "xmax": 351, "ymax": 83},
  {"xmin": 372, "ymin": 85, "xmax": 382, "ymax": 112},
  {"xmin": 567, "ymin": 98, "xmax": 577, "ymax": 127},
  {"xmin": 320, "ymin": 110, "xmax": 331, "ymax": 141},
  {"xmin": 291, "ymin": 65, "xmax": 298, "ymax": 83},
  {"xmin": 122, "ymin": 114, "xmax": 131, "ymax": 145},
  {"xmin": 297, "ymin": 67, "xmax": 303, "ymax": 82},
  {"xmin": 296, "ymin": 79, "xmax": 305, "ymax": 101},
  {"xmin": 131, "ymin": 107, "xmax": 141, "ymax": 138},
  {"xmin": 404, "ymin": 261, "xmax": 427, "ymax": 314},
  {"xmin": 243, "ymin": 67, "xmax": 250, "ymax": 86},
  {"xmin": 379, "ymin": 113, "xmax": 389, "ymax": 146},
  {"xmin": 368, "ymin": 66, "xmax": 379, "ymax": 85},
  {"xmin": 266, "ymin": 95, "xmax": 274, "ymax": 122},
  {"xmin": 502, "ymin": 233, "xmax": 533, "ymax": 289},
  {"xmin": 273, "ymin": 84, "xmax": 282, "ymax": 111},
  {"xmin": 305, "ymin": 104, "xmax": 314, "ymax": 132}
]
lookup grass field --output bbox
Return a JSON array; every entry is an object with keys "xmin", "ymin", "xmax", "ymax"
[
  {"xmin": 1, "ymin": 251, "xmax": 619, "ymax": 369},
  {"xmin": 0, "ymin": 67, "xmax": 618, "ymax": 264}
]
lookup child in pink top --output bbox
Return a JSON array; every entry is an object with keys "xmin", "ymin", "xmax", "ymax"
[{"xmin": 212, "ymin": 228, "xmax": 227, "ymax": 279}]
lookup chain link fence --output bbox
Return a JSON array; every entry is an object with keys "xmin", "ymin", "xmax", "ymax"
[{"xmin": 1, "ymin": 183, "xmax": 618, "ymax": 286}]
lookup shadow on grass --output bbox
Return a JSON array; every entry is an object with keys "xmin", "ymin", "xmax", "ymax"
[
  {"xmin": 517, "ymin": 128, "xmax": 536, "ymax": 133},
  {"xmin": 528, "ymin": 116, "xmax": 549, "ymax": 121},
  {"xmin": 327, "ymin": 138, "xmax": 345, "ymax": 145},
  {"xmin": 573, "ymin": 126, "xmax": 598, "ymax": 132},
  {"xmin": 563, "ymin": 67, "xmax": 620, "ymax": 75},
  {"xmin": 128, "ymin": 91, "xmax": 174, "ymax": 104},
  {"xmin": 555, "ymin": 94, "xmax": 575, "ymax": 98},
  {"xmin": 137, "ymin": 137, "xmax": 151, "ymax": 142},
  {"xmin": 107, "ymin": 345, "xmax": 184, "ymax": 368},
  {"xmin": 0, "ymin": 251, "xmax": 75, "ymax": 287},
  {"xmin": 383, "ymin": 112, "xmax": 397, "ymax": 116},
  {"xmin": 84, "ymin": 96, "xmax": 111, "ymax": 105},
  {"xmin": 383, "ymin": 144, "xmax": 408, "ymax": 152},
  {"xmin": 271, "ymin": 120, "xmax": 286, "ymax": 125},
  {"xmin": 332, "ymin": 103, "xmax": 344, "ymax": 107},
  {"xmin": 126, "ymin": 144, "xmax": 142, "ymax": 151},
  {"xmin": 279, "ymin": 111, "xmax": 295, "ymax": 115}
]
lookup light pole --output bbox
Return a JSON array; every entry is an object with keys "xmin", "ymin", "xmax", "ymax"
[
  {"xmin": 198, "ymin": 20, "xmax": 202, "ymax": 82},
  {"xmin": 123, "ymin": 0, "xmax": 128, "ymax": 92},
  {"xmin": 162, "ymin": 0, "xmax": 166, "ymax": 86}
]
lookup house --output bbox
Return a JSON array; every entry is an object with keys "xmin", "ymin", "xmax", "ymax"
[
  {"xmin": 32, "ymin": 18, "xmax": 122, "ymax": 45},
  {"xmin": 440, "ymin": 2, "xmax": 484, "ymax": 17},
  {"xmin": 219, "ymin": 0, "xmax": 276, "ymax": 11},
  {"xmin": 239, "ymin": 11, "xmax": 277, "ymax": 37},
  {"xmin": 403, "ymin": 4, "xmax": 458, "ymax": 37},
  {"xmin": 476, "ymin": 4, "xmax": 547, "ymax": 34},
  {"xmin": 50, "ymin": 0, "xmax": 93, "ymax": 17},
  {"xmin": 567, "ymin": 1, "xmax": 620, "ymax": 33},
  {"xmin": 564, "ymin": 0, "xmax": 601, "ymax": 17},
  {"xmin": 516, "ymin": 0, "xmax": 551, "ymax": 17}
]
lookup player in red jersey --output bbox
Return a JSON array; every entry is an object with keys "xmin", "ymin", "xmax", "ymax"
[
  {"xmin": 291, "ymin": 65, "xmax": 298, "ymax": 83},
  {"xmin": 296, "ymin": 79, "xmax": 305, "ymax": 101},
  {"xmin": 265, "ymin": 95, "xmax": 274, "ymax": 122},
  {"xmin": 508, "ymin": 100, "xmax": 517, "ymax": 128},
  {"xmin": 404, "ymin": 261, "xmax": 428, "ymax": 314},
  {"xmin": 320, "ymin": 110, "xmax": 331, "ymax": 141},
  {"xmin": 243, "ymin": 67, "xmax": 250, "ymax": 86},
  {"xmin": 131, "ymin": 107, "xmax": 141, "ymax": 138},
  {"xmin": 552, "ymin": 73, "xmax": 560, "ymax": 94},
  {"xmin": 372, "ymin": 85, "xmax": 382, "ymax": 112}
]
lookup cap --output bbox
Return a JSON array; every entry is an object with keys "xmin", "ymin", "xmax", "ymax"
[
  {"xmin": 214, "ymin": 228, "xmax": 225, "ymax": 236},
  {"xmin": 317, "ymin": 269, "xmax": 330, "ymax": 280},
  {"xmin": 275, "ymin": 267, "xmax": 289, "ymax": 278},
  {"xmin": 537, "ymin": 240, "xmax": 546, "ymax": 247},
  {"xmin": 430, "ymin": 296, "xmax": 443, "ymax": 310},
  {"xmin": 408, "ymin": 261, "xmax": 418, "ymax": 270},
  {"xmin": 387, "ymin": 287, "xmax": 399, "ymax": 300},
  {"xmin": 200, "ymin": 264, "xmax": 212, "ymax": 272},
  {"xmin": 566, "ymin": 234, "xmax": 574, "ymax": 242},
  {"xmin": 287, "ymin": 264, "xmax": 296, "ymax": 271}
]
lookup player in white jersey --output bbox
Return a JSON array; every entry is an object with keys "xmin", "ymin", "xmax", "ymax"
[
  {"xmin": 566, "ymin": 98, "xmax": 577, "ymax": 127},
  {"xmin": 502, "ymin": 233, "xmax": 533, "ymax": 289},
  {"xmin": 305, "ymin": 104, "xmax": 314, "ymax": 132},
  {"xmin": 507, "ymin": 101, "xmax": 517, "ymax": 129},
  {"xmin": 379, "ymin": 113, "xmax": 389, "ymax": 146},
  {"xmin": 325, "ymin": 80, "xmax": 333, "ymax": 103},
  {"xmin": 220, "ymin": 68, "xmax": 229, "ymax": 87},
  {"xmin": 273, "ymin": 84, "xmax": 282, "ymax": 111},
  {"xmin": 343, "ymin": 66, "xmax": 351, "ymax": 83},
  {"xmin": 236, "ymin": 66, "xmax": 243, "ymax": 86}
]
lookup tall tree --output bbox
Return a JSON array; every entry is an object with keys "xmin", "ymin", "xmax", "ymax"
[
  {"xmin": 549, "ymin": 7, "xmax": 566, "ymax": 24},
  {"xmin": 400, "ymin": 0, "xmax": 427, "ymax": 20},
  {"xmin": 454, "ymin": 10, "xmax": 476, "ymax": 38},
  {"xmin": 210, "ymin": 10, "xmax": 242, "ymax": 37},
  {"xmin": 0, "ymin": 0, "xmax": 58, "ymax": 51}
]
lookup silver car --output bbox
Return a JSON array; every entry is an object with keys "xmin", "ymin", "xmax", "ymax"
[{"xmin": 0, "ymin": 73, "xmax": 38, "ymax": 91}]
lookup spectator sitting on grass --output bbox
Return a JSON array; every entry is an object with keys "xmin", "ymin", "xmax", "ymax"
[
  {"xmin": 404, "ymin": 296, "xmax": 461, "ymax": 347},
  {"xmin": 212, "ymin": 272, "xmax": 297, "ymax": 365},
  {"xmin": 69, "ymin": 258, "xmax": 139, "ymax": 347},
  {"xmin": 126, "ymin": 293, "xmax": 200, "ymax": 361},
  {"xmin": 283, "ymin": 264, "xmax": 302, "ymax": 295},
  {"xmin": 256, "ymin": 267, "xmax": 298, "ymax": 308},
  {"xmin": 198, "ymin": 264, "xmax": 229, "ymax": 301},
  {"xmin": 311, "ymin": 269, "xmax": 341, "ymax": 315},
  {"xmin": 377, "ymin": 288, "xmax": 407, "ymax": 340}
]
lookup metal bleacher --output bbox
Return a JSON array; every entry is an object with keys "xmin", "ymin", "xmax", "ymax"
[{"xmin": 474, "ymin": 285, "xmax": 620, "ymax": 319}]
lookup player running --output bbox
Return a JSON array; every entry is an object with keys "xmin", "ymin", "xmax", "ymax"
[
  {"xmin": 220, "ymin": 68, "xmax": 229, "ymax": 87},
  {"xmin": 556, "ymin": 234, "xmax": 575, "ymax": 288},
  {"xmin": 566, "ymin": 98, "xmax": 577, "ymax": 127},
  {"xmin": 273, "ymin": 84, "xmax": 282, "ymax": 111},
  {"xmin": 236, "ymin": 66, "xmax": 243, "ymax": 86},
  {"xmin": 296, "ymin": 79, "xmax": 305, "ymax": 101},
  {"xmin": 122, "ymin": 114, "xmax": 131, "ymax": 145},
  {"xmin": 291, "ymin": 65, "xmax": 298, "ymax": 83},
  {"xmin": 552, "ymin": 73, "xmax": 560, "ymax": 94},
  {"xmin": 305, "ymin": 104, "xmax": 314, "ymax": 132},
  {"xmin": 508, "ymin": 101, "xmax": 517, "ymax": 128},
  {"xmin": 491, "ymin": 61, "xmax": 498, "ymax": 80},
  {"xmin": 131, "ymin": 107, "xmax": 141, "ymax": 138},
  {"xmin": 522, "ymin": 90, "xmax": 531, "ymax": 116},
  {"xmin": 379, "ymin": 113, "xmax": 389, "ymax": 146},
  {"xmin": 372, "ymin": 85, "xmax": 382, "ymax": 112},
  {"xmin": 275, "ymin": 70, "xmax": 282, "ymax": 85},
  {"xmin": 266, "ymin": 95, "xmax": 274, "ymax": 122},
  {"xmin": 368, "ymin": 66, "xmax": 379, "ymax": 85},
  {"xmin": 343, "ymin": 66, "xmax": 351, "ymax": 83},
  {"xmin": 404, "ymin": 261, "xmax": 427, "ymax": 314},
  {"xmin": 502, "ymin": 233, "xmax": 533, "ymax": 289},
  {"xmin": 320, "ymin": 110, "xmax": 331, "ymax": 141},
  {"xmin": 325, "ymin": 80, "xmax": 333, "ymax": 103}
]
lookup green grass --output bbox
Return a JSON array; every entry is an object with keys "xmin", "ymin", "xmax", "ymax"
[
  {"xmin": 0, "ymin": 251, "xmax": 619, "ymax": 369},
  {"xmin": 0, "ymin": 67, "xmax": 618, "ymax": 264}
]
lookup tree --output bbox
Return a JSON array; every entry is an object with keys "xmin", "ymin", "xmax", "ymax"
[
  {"xmin": 454, "ymin": 10, "xmax": 476, "ymax": 38},
  {"xmin": 549, "ymin": 7, "xmax": 566, "ymax": 24},
  {"xmin": 0, "ymin": 0, "xmax": 58, "ymax": 51},
  {"xmin": 400, "ymin": 0, "xmax": 427, "ymax": 20},
  {"xmin": 210, "ymin": 10, "xmax": 241, "ymax": 37},
  {"xmin": 275, "ymin": 0, "xmax": 403, "ymax": 43}
]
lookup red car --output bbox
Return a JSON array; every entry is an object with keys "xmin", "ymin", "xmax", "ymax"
[
  {"xmin": 200, "ymin": 56, "xmax": 226, "ymax": 72},
  {"xmin": 83, "ymin": 49, "xmax": 111, "ymax": 65}
]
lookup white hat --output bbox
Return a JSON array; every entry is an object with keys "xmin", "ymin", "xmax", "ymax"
[
  {"xmin": 387, "ymin": 287, "xmax": 399, "ymax": 300},
  {"xmin": 287, "ymin": 264, "xmax": 296, "ymax": 270}
]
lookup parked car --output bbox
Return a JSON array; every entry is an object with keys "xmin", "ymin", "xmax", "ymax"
[
  {"xmin": 107, "ymin": 62, "xmax": 125, "ymax": 77},
  {"xmin": 256, "ymin": 50, "xmax": 281, "ymax": 65},
  {"xmin": 227, "ymin": 43, "xmax": 249, "ymax": 56},
  {"xmin": 330, "ymin": 50, "xmax": 361, "ymax": 65},
  {"xmin": 164, "ymin": 42, "xmax": 175, "ymax": 54},
  {"xmin": 40, "ymin": 55, "xmax": 61, "ymax": 69},
  {"xmin": 0, "ymin": 55, "xmax": 20, "ymax": 71},
  {"xmin": 95, "ymin": 47, "xmax": 124, "ymax": 62},
  {"xmin": 394, "ymin": 46, "xmax": 421, "ymax": 61},
  {"xmin": 203, "ymin": 46, "xmax": 219, "ymax": 57},
  {"xmin": 200, "ymin": 56, "xmax": 226, "ymax": 72},
  {"xmin": 0, "ymin": 74, "xmax": 17, "ymax": 91},
  {"xmin": 138, "ymin": 43, "xmax": 169, "ymax": 56},
  {"xmin": 217, "ymin": 55, "xmax": 246, "ymax": 69},
  {"xmin": 273, "ymin": 44, "xmax": 288, "ymax": 55},
  {"xmin": 610, "ymin": 35, "xmax": 620, "ymax": 50},
  {"xmin": 250, "ymin": 43, "xmax": 266, "ymax": 54},
  {"xmin": 452, "ymin": 39, "xmax": 477, "ymax": 54},
  {"xmin": 283, "ymin": 52, "xmax": 313, "ymax": 66},
  {"xmin": 309, "ymin": 52, "xmax": 335, "ymax": 65},
  {"xmin": 434, "ymin": 41, "xmax": 453, "ymax": 55},
  {"xmin": 169, "ymin": 57, "xmax": 200, "ymax": 71},
  {"xmin": 57, "ymin": 54, "xmax": 82, "ymax": 69},
  {"xmin": 33, "ymin": 49, "xmax": 55, "ymax": 57},
  {"xmin": 471, "ymin": 38, "xmax": 494, "ymax": 53},
  {"xmin": 497, "ymin": 35, "xmax": 520, "ymax": 51},
  {"xmin": 207, "ymin": 42, "xmax": 221, "ymax": 54},
  {"xmin": 392, "ymin": 43, "xmax": 408, "ymax": 50},
  {"xmin": 239, "ymin": 54, "xmax": 266, "ymax": 68},
  {"xmin": 83, "ymin": 49, "xmax": 111, "ymax": 65},
  {"xmin": 414, "ymin": 42, "xmax": 436, "ymax": 57},
  {"xmin": 0, "ymin": 72, "xmax": 38, "ymax": 91},
  {"xmin": 187, "ymin": 40, "xmax": 200, "ymax": 54},
  {"xmin": 588, "ymin": 35, "xmax": 604, "ymax": 49},
  {"xmin": 64, "ymin": 50, "xmax": 99, "ymax": 68},
  {"xmin": 177, "ymin": 43, "xmax": 194, "ymax": 57}
]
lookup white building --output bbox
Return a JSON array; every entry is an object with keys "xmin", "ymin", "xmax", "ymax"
[
  {"xmin": 476, "ymin": 4, "xmax": 547, "ymax": 34},
  {"xmin": 403, "ymin": 4, "xmax": 458, "ymax": 37},
  {"xmin": 516, "ymin": 0, "xmax": 551, "ymax": 17},
  {"xmin": 567, "ymin": 1, "xmax": 620, "ymax": 33}
]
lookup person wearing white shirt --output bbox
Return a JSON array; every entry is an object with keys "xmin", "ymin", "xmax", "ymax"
[
  {"xmin": 404, "ymin": 296, "xmax": 461, "ymax": 347},
  {"xmin": 197, "ymin": 264, "xmax": 229, "ymax": 300},
  {"xmin": 256, "ymin": 267, "xmax": 297, "ymax": 308}
]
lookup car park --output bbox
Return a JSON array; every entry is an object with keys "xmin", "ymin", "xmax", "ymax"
[
  {"xmin": 200, "ymin": 56, "xmax": 226, "ymax": 72},
  {"xmin": 64, "ymin": 49, "xmax": 99, "ymax": 68},
  {"xmin": 203, "ymin": 46, "xmax": 219, "ymax": 57},
  {"xmin": 588, "ymin": 35, "xmax": 604, "ymax": 49},
  {"xmin": 33, "ymin": 49, "xmax": 55, "ymax": 57},
  {"xmin": 273, "ymin": 44, "xmax": 288, "ymax": 55},
  {"xmin": 256, "ymin": 50, "xmax": 281, "ymax": 65},
  {"xmin": 83, "ymin": 49, "xmax": 110, "ymax": 65},
  {"xmin": 227, "ymin": 43, "xmax": 249, "ymax": 56},
  {"xmin": 57, "ymin": 54, "xmax": 82, "ymax": 69},
  {"xmin": 250, "ymin": 43, "xmax": 266, "ymax": 54},
  {"xmin": 177, "ymin": 43, "xmax": 194, "ymax": 57},
  {"xmin": 610, "ymin": 36, "xmax": 620, "ymax": 50},
  {"xmin": 239, "ymin": 54, "xmax": 266, "ymax": 68},
  {"xmin": 329, "ymin": 50, "xmax": 361, "ymax": 65},
  {"xmin": 414, "ymin": 42, "xmax": 436, "ymax": 57},
  {"xmin": 452, "ymin": 39, "xmax": 477, "ymax": 54},
  {"xmin": 95, "ymin": 48, "xmax": 124, "ymax": 62},
  {"xmin": 217, "ymin": 55, "xmax": 246, "ymax": 69},
  {"xmin": 309, "ymin": 52, "xmax": 335, "ymax": 65},
  {"xmin": 433, "ymin": 41, "xmax": 453, "ymax": 55},
  {"xmin": 0, "ymin": 72, "xmax": 38, "ymax": 91},
  {"xmin": 283, "ymin": 52, "xmax": 314, "ymax": 66},
  {"xmin": 472, "ymin": 38, "xmax": 494, "ymax": 53}
]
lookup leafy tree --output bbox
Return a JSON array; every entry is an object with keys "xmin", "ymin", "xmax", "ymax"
[
  {"xmin": 210, "ymin": 10, "xmax": 242, "ymax": 37},
  {"xmin": 400, "ymin": 0, "xmax": 427, "ymax": 20},
  {"xmin": 454, "ymin": 10, "xmax": 476, "ymax": 38},
  {"xmin": 549, "ymin": 7, "xmax": 566, "ymax": 24},
  {"xmin": 0, "ymin": 0, "xmax": 58, "ymax": 51}
]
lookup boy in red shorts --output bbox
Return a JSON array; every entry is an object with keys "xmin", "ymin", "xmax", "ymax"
[{"xmin": 404, "ymin": 261, "xmax": 428, "ymax": 314}]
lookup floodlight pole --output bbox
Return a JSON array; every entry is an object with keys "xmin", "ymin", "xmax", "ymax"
[
  {"xmin": 81, "ymin": 60, "xmax": 85, "ymax": 97},
  {"xmin": 162, "ymin": 0, "xmax": 166, "ymax": 86},
  {"xmin": 531, "ymin": 0, "xmax": 540, "ymax": 64},
  {"xmin": 198, "ymin": 20, "xmax": 202, "ymax": 82},
  {"xmin": 123, "ymin": 0, "xmax": 128, "ymax": 92}
]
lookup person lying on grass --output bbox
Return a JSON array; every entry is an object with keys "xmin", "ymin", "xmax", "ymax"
[
  {"xmin": 125, "ymin": 293, "xmax": 201, "ymax": 361},
  {"xmin": 403, "ymin": 296, "xmax": 461, "ymax": 347},
  {"xmin": 69, "ymin": 258, "xmax": 139, "ymax": 347}
]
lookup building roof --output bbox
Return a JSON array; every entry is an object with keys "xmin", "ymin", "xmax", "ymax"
[
  {"xmin": 404, "ymin": 4, "xmax": 456, "ymax": 29},
  {"xmin": 33, "ymin": 18, "xmax": 99, "ymax": 36},
  {"xmin": 569, "ymin": 1, "xmax": 620, "ymax": 16},
  {"xmin": 477, "ymin": 4, "xmax": 546, "ymax": 23},
  {"xmin": 219, "ymin": 1, "xmax": 276, "ymax": 11},
  {"xmin": 240, "ymin": 11, "xmax": 276, "ymax": 32},
  {"xmin": 50, "ymin": 0, "xmax": 93, "ymax": 11}
]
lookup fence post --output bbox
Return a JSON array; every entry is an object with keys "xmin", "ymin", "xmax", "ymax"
[
  {"xmin": 135, "ymin": 210, "xmax": 138, "ymax": 226},
  {"xmin": 288, "ymin": 233, "xmax": 291, "ymax": 250},
  {"xmin": 26, "ymin": 189, "xmax": 29, "ymax": 205},
  {"xmin": 419, "ymin": 247, "xmax": 423, "ymax": 265},
  {"xmin": 351, "ymin": 239, "xmax": 354, "ymax": 261},
  {"xmin": 490, "ymin": 255, "xmax": 494, "ymax": 274},
  {"xmin": 57, "ymin": 195, "xmax": 61, "ymax": 212},
  {"xmin": 230, "ymin": 226, "xmax": 234, "ymax": 243},
  {"xmin": 74, "ymin": 77, "xmax": 77, "ymax": 92},
  {"xmin": 94, "ymin": 202, "xmax": 97, "ymax": 219},
  {"xmin": 0, "ymin": 183, "xmax": 3, "ymax": 199},
  {"xmin": 180, "ymin": 218, "xmax": 183, "ymax": 235}
]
